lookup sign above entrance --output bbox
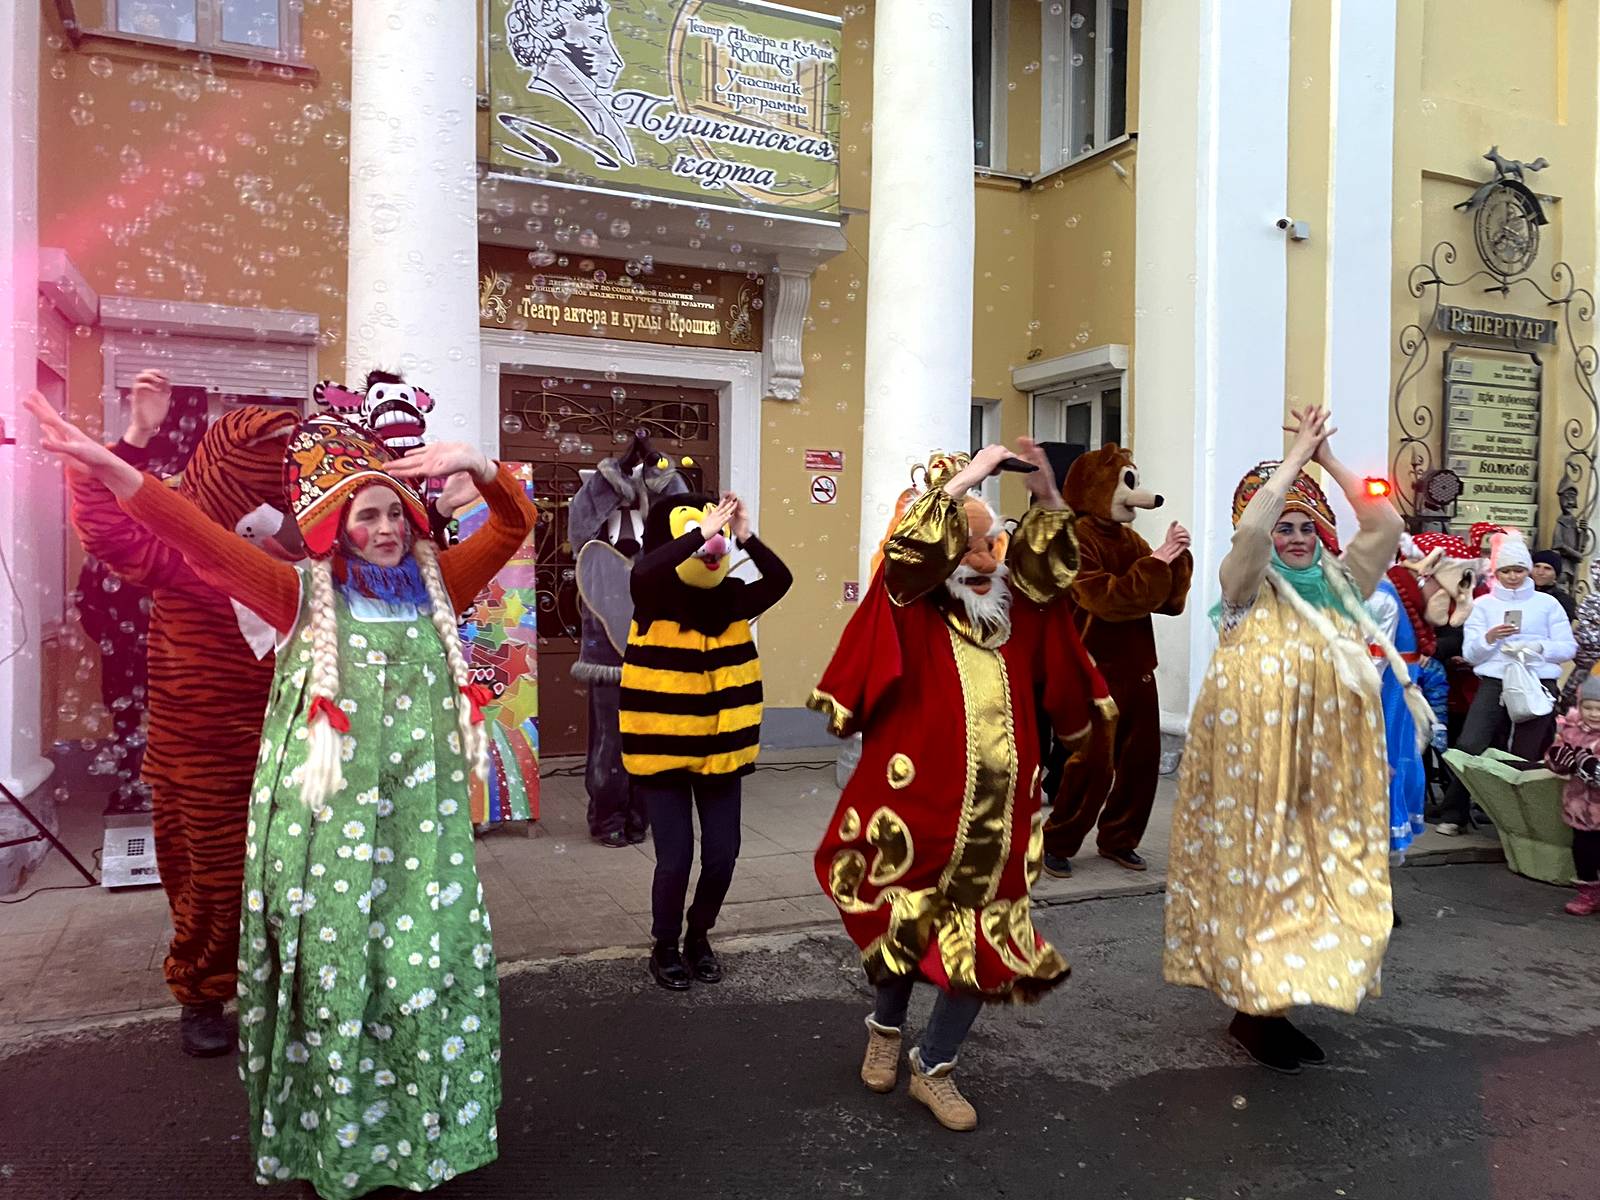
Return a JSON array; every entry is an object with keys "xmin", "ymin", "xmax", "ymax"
[
  {"xmin": 478, "ymin": 246, "xmax": 765, "ymax": 352},
  {"xmin": 487, "ymin": 0, "xmax": 842, "ymax": 220},
  {"xmin": 1436, "ymin": 304, "xmax": 1557, "ymax": 345}
]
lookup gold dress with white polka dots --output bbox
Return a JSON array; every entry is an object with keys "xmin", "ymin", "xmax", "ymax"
[{"xmin": 1162, "ymin": 577, "xmax": 1394, "ymax": 1015}]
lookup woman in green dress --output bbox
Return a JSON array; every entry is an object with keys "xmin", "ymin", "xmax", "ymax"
[{"xmin": 30, "ymin": 396, "xmax": 536, "ymax": 1198}]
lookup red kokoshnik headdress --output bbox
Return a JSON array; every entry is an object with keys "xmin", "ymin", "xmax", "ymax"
[
  {"xmin": 1231, "ymin": 460, "xmax": 1342, "ymax": 555},
  {"xmin": 284, "ymin": 415, "xmax": 431, "ymax": 558}
]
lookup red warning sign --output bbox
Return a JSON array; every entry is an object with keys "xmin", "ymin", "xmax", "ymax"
[{"xmin": 804, "ymin": 449, "xmax": 844, "ymax": 472}]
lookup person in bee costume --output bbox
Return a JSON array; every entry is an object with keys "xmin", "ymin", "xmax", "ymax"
[{"xmin": 623, "ymin": 490, "xmax": 792, "ymax": 990}]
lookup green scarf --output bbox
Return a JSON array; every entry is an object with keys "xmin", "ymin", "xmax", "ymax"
[{"xmin": 1210, "ymin": 545, "xmax": 1357, "ymax": 628}]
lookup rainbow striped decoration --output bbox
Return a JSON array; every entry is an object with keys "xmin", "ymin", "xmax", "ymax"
[{"xmin": 453, "ymin": 465, "xmax": 540, "ymax": 825}]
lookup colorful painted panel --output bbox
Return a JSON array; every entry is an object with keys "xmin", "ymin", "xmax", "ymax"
[{"xmin": 454, "ymin": 465, "xmax": 541, "ymax": 825}]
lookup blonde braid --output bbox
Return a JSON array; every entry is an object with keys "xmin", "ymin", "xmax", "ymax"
[
  {"xmin": 414, "ymin": 539, "xmax": 489, "ymax": 784},
  {"xmin": 300, "ymin": 558, "xmax": 346, "ymax": 813}
]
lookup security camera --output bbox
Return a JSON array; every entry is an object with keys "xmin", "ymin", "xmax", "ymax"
[{"xmin": 1276, "ymin": 218, "xmax": 1311, "ymax": 241}]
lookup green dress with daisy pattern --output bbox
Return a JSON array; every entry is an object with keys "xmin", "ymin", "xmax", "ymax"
[{"xmin": 239, "ymin": 571, "xmax": 500, "ymax": 1199}]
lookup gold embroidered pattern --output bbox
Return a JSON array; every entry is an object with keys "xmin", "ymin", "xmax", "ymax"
[
  {"xmin": 886, "ymin": 753, "xmax": 915, "ymax": 789},
  {"xmin": 837, "ymin": 806, "xmax": 861, "ymax": 842},
  {"xmin": 865, "ymin": 807, "xmax": 914, "ymax": 886},
  {"xmin": 940, "ymin": 628, "xmax": 1020, "ymax": 908},
  {"xmin": 806, "ymin": 688, "xmax": 855, "ymax": 738}
]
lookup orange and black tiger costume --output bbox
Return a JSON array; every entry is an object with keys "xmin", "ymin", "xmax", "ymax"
[{"xmin": 70, "ymin": 408, "xmax": 298, "ymax": 1007}]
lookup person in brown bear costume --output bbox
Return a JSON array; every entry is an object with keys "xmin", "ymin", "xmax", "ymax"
[{"xmin": 1044, "ymin": 444, "xmax": 1192, "ymax": 876}]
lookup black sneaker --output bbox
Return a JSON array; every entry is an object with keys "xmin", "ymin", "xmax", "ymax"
[
  {"xmin": 1279, "ymin": 1018, "xmax": 1326, "ymax": 1066},
  {"xmin": 1042, "ymin": 852, "xmax": 1073, "ymax": 879},
  {"xmin": 683, "ymin": 931, "xmax": 723, "ymax": 983},
  {"xmin": 1228, "ymin": 1013, "xmax": 1301, "ymax": 1074},
  {"xmin": 625, "ymin": 826, "xmax": 648, "ymax": 845},
  {"xmin": 648, "ymin": 942, "xmax": 692, "ymax": 991},
  {"xmin": 597, "ymin": 830, "xmax": 630, "ymax": 848},
  {"xmin": 179, "ymin": 1002, "xmax": 234, "ymax": 1058}
]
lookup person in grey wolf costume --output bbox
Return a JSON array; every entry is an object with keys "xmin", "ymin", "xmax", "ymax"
[{"xmin": 570, "ymin": 439, "xmax": 690, "ymax": 845}]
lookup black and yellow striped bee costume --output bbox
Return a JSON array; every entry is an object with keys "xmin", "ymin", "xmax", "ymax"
[{"xmin": 621, "ymin": 493, "xmax": 792, "ymax": 777}]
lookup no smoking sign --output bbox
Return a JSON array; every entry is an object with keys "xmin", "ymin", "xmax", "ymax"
[{"xmin": 809, "ymin": 474, "xmax": 838, "ymax": 505}]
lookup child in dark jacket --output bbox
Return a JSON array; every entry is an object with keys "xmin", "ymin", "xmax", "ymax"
[{"xmin": 1544, "ymin": 672, "xmax": 1600, "ymax": 915}]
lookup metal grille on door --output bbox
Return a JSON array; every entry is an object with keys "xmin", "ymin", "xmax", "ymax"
[{"xmin": 497, "ymin": 375, "xmax": 720, "ymax": 757}]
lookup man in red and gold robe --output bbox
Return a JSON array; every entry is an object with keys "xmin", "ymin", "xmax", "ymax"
[{"xmin": 810, "ymin": 441, "xmax": 1112, "ymax": 1132}]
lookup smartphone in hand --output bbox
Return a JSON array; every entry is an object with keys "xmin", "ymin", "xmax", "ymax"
[{"xmin": 1505, "ymin": 609, "xmax": 1523, "ymax": 630}]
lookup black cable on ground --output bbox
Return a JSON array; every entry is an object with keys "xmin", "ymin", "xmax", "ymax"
[{"xmin": 0, "ymin": 848, "xmax": 103, "ymax": 905}]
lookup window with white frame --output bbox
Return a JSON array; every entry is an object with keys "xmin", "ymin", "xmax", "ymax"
[
  {"xmin": 970, "ymin": 398, "xmax": 1002, "ymax": 505},
  {"xmin": 65, "ymin": 0, "xmax": 304, "ymax": 61},
  {"xmin": 1041, "ymin": 0, "xmax": 1130, "ymax": 173},
  {"xmin": 972, "ymin": 0, "xmax": 1008, "ymax": 168},
  {"xmin": 1031, "ymin": 378, "xmax": 1122, "ymax": 451}
]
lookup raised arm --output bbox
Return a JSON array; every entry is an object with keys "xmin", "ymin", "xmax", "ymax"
[
  {"xmin": 434, "ymin": 465, "xmax": 538, "ymax": 611},
  {"xmin": 121, "ymin": 478, "xmax": 301, "ymax": 632},
  {"xmin": 1317, "ymin": 442, "xmax": 1403, "ymax": 598},
  {"xmin": 731, "ymin": 534, "xmax": 793, "ymax": 621},
  {"xmin": 1219, "ymin": 406, "xmax": 1363, "ymax": 608},
  {"xmin": 68, "ymin": 462, "xmax": 200, "ymax": 596},
  {"xmin": 28, "ymin": 390, "xmax": 300, "ymax": 631}
]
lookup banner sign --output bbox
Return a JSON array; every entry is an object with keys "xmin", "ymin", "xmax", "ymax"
[
  {"xmin": 454, "ymin": 464, "xmax": 541, "ymax": 826},
  {"xmin": 1442, "ymin": 346, "xmax": 1542, "ymax": 533},
  {"xmin": 488, "ymin": 0, "xmax": 842, "ymax": 219},
  {"xmin": 1436, "ymin": 304, "xmax": 1557, "ymax": 346},
  {"xmin": 478, "ymin": 246, "xmax": 765, "ymax": 351}
]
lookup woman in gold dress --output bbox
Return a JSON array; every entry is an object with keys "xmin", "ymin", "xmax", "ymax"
[{"xmin": 1164, "ymin": 408, "xmax": 1430, "ymax": 1073}]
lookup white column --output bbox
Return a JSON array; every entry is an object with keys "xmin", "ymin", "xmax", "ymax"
[
  {"xmin": 1133, "ymin": 1, "xmax": 1293, "ymax": 727},
  {"xmin": 1322, "ymin": 0, "xmax": 1397, "ymax": 534},
  {"xmin": 857, "ymin": 0, "xmax": 975, "ymax": 585},
  {"xmin": 0, "ymin": 0, "xmax": 51, "ymax": 803},
  {"xmin": 345, "ymin": 1, "xmax": 482, "ymax": 448}
]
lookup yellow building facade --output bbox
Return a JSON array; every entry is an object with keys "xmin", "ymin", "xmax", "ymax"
[{"xmin": 14, "ymin": 0, "xmax": 1599, "ymax": 779}]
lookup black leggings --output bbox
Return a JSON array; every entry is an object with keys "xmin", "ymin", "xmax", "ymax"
[
  {"xmin": 1573, "ymin": 829, "xmax": 1600, "ymax": 883},
  {"xmin": 636, "ymin": 774, "xmax": 742, "ymax": 943}
]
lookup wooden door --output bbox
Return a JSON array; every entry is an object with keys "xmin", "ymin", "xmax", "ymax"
[{"xmin": 498, "ymin": 375, "xmax": 721, "ymax": 758}]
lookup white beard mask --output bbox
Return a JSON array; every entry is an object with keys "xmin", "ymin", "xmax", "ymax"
[{"xmin": 944, "ymin": 563, "xmax": 1014, "ymax": 641}]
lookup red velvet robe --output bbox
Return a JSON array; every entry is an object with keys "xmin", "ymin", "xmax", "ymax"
[{"xmin": 811, "ymin": 562, "xmax": 1111, "ymax": 1001}]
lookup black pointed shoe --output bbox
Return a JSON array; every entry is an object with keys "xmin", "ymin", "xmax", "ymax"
[
  {"xmin": 648, "ymin": 941, "xmax": 692, "ymax": 991},
  {"xmin": 1279, "ymin": 1018, "xmax": 1327, "ymax": 1066},
  {"xmin": 179, "ymin": 1001, "xmax": 234, "ymax": 1058},
  {"xmin": 683, "ymin": 931, "xmax": 723, "ymax": 984},
  {"xmin": 1228, "ymin": 1013, "xmax": 1301, "ymax": 1075},
  {"xmin": 598, "ymin": 830, "xmax": 630, "ymax": 848}
]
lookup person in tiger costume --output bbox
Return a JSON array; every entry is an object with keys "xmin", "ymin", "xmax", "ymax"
[{"xmin": 62, "ymin": 370, "xmax": 304, "ymax": 1057}]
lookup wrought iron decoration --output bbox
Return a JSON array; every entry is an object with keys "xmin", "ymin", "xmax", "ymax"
[{"xmin": 1391, "ymin": 148, "xmax": 1598, "ymax": 594}]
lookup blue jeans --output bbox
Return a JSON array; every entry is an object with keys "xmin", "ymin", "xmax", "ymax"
[{"xmin": 872, "ymin": 976, "xmax": 984, "ymax": 1069}]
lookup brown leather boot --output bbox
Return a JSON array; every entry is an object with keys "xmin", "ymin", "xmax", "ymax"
[
  {"xmin": 860, "ymin": 1019, "xmax": 901, "ymax": 1093},
  {"xmin": 908, "ymin": 1047, "xmax": 978, "ymax": 1131}
]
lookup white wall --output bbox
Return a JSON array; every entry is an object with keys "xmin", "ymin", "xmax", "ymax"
[
  {"xmin": 1133, "ymin": 0, "xmax": 1293, "ymax": 728},
  {"xmin": 0, "ymin": 0, "xmax": 53, "ymax": 799},
  {"xmin": 1322, "ymin": 0, "xmax": 1399, "ymax": 534}
]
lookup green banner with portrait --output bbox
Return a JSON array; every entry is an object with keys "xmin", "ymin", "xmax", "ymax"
[{"xmin": 488, "ymin": 0, "xmax": 841, "ymax": 219}]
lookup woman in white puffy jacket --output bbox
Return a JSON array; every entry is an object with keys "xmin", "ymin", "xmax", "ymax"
[{"xmin": 1437, "ymin": 532, "xmax": 1576, "ymax": 834}]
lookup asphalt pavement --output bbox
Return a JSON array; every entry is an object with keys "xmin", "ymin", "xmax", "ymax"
[{"xmin": 3, "ymin": 861, "xmax": 1597, "ymax": 1200}]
